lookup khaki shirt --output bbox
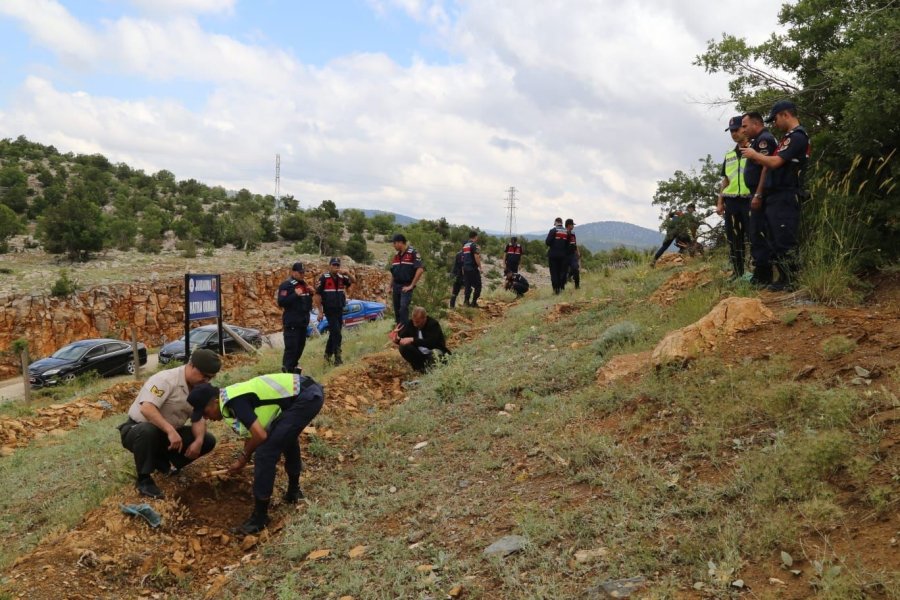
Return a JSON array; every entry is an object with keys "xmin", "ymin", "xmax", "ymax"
[{"xmin": 127, "ymin": 365, "xmax": 191, "ymax": 429}]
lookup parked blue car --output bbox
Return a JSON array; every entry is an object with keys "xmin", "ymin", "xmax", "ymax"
[{"xmin": 307, "ymin": 299, "xmax": 386, "ymax": 336}]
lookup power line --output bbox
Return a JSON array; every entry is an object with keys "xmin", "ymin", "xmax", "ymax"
[{"xmin": 504, "ymin": 186, "xmax": 517, "ymax": 239}]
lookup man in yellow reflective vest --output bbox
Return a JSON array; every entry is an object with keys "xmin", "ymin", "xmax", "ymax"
[
  {"xmin": 716, "ymin": 116, "xmax": 752, "ymax": 278},
  {"xmin": 187, "ymin": 373, "xmax": 325, "ymax": 534}
]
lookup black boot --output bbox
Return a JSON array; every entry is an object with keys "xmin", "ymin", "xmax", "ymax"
[
  {"xmin": 237, "ymin": 499, "xmax": 270, "ymax": 534},
  {"xmin": 334, "ymin": 351, "xmax": 343, "ymax": 366},
  {"xmin": 324, "ymin": 353, "xmax": 333, "ymax": 365},
  {"xmin": 136, "ymin": 474, "xmax": 164, "ymax": 499},
  {"xmin": 283, "ymin": 480, "xmax": 304, "ymax": 504}
]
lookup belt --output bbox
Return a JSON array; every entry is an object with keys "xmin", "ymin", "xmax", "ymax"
[{"xmin": 722, "ymin": 194, "xmax": 751, "ymax": 200}]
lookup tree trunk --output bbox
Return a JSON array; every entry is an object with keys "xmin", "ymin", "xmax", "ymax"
[{"xmin": 20, "ymin": 348, "xmax": 31, "ymax": 403}]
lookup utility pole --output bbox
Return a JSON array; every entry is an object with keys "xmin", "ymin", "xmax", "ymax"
[
  {"xmin": 273, "ymin": 154, "xmax": 281, "ymax": 226},
  {"xmin": 504, "ymin": 186, "xmax": 517, "ymax": 239}
]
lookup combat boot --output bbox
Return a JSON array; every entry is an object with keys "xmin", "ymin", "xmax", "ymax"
[
  {"xmin": 334, "ymin": 351, "xmax": 343, "ymax": 366},
  {"xmin": 236, "ymin": 499, "xmax": 270, "ymax": 534},
  {"xmin": 324, "ymin": 353, "xmax": 333, "ymax": 365},
  {"xmin": 283, "ymin": 480, "xmax": 304, "ymax": 504}
]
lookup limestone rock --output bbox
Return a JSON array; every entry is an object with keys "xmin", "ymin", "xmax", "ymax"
[{"xmin": 652, "ymin": 297, "xmax": 775, "ymax": 366}]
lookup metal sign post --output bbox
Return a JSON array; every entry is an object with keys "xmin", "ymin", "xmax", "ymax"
[{"xmin": 184, "ymin": 274, "xmax": 223, "ymax": 362}]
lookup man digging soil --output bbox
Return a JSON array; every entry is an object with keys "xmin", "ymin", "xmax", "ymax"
[{"xmin": 187, "ymin": 372, "xmax": 325, "ymax": 534}]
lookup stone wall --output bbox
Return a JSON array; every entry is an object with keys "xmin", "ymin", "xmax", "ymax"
[{"xmin": 0, "ymin": 264, "xmax": 392, "ymax": 378}]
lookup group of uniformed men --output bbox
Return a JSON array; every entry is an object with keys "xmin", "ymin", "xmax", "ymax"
[
  {"xmin": 717, "ymin": 100, "xmax": 810, "ymax": 291},
  {"xmin": 545, "ymin": 217, "xmax": 580, "ymax": 294}
]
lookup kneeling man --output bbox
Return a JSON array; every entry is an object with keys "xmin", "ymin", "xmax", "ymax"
[
  {"xmin": 119, "ymin": 348, "xmax": 222, "ymax": 499},
  {"xmin": 391, "ymin": 306, "xmax": 451, "ymax": 373}
]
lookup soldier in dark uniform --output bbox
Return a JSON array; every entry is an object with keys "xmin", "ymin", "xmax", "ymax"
[
  {"xmin": 390, "ymin": 234, "xmax": 425, "ymax": 324},
  {"xmin": 449, "ymin": 249, "xmax": 464, "ymax": 308},
  {"xmin": 315, "ymin": 257, "xmax": 353, "ymax": 365},
  {"xmin": 504, "ymin": 272, "xmax": 530, "ymax": 297},
  {"xmin": 742, "ymin": 100, "xmax": 810, "ymax": 291},
  {"xmin": 740, "ymin": 111, "xmax": 779, "ymax": 286},
  {"xmin": 276, "ymin": 262, "xmax": 314, "ymax": 374},
  {"xmin": 503, "ymin": 236, "xmax": 523, "ymax": 275},
  {"xmin": 461, "ymin": 231, "xmax": 483, "ymax": 307},
  {"xmin": 545, "ymin": 217, "xmax": 569, "ymax": 294},
  {"xmin": 565, "ymin": 218, "xmax": 580, "ymax": 289}
]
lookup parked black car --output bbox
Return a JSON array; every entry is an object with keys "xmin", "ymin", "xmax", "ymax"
[
  {"xmin": 29, "ymin": 338, "xmax": 148, "ymax": 388},
  {"xmin": 158, "ymin": 324, "xmax": 264, "ymax": 364}
]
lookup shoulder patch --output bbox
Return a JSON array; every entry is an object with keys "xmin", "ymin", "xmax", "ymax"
[
  {"xmin": 150, "ymin": 385, "xmax": 165, "ymax": 397},
  {"xmin": 782, "ymin": 137, "xmax": 791, "ymax": 147},
  {"xmin": 279, "ymin": 290, "xmax": 288, "ymax": 296},
  {"xmin": 759, "ymin": 140, "xmax": 768, "ymax": 149}
]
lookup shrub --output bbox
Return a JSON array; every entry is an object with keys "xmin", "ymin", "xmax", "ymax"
[
  {"xmin": 50, "ymin": 269, "xmax": 78, "ymax": 297},
  {"xmin": 593, "ymin": 321, "xmax": 642, "ymax": 355}
]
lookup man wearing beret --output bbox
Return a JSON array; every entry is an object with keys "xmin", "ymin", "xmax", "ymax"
[
  {"xmin": 741, "ymin": 100, "xmax": 811, "ymax": 291},
  {"xmin": 187, "ymin": 372, "xmax": 325, "ymax": 534},
  {"xmin": 277, "ymin": 261, "xmax": 314, "ymax": 374},
  {"xmin": 118, "ymin": 348, "xmax": 222, "ymax": 498}
]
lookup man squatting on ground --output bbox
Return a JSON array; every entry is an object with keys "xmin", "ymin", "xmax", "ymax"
[
  {"xmin": 391, "ymin": 306, "xmax": 451, "ymax": 373},
  {"xmin": 187, "ymin": 372, "xmax": 325, "ymax": 534},
  {"xmin": 277, "ymin": 261, "xmax": 314, "ymax": 374},
  {"xmin": 119, "ymin": 348, "xmax": 222, "ymax": 499}
]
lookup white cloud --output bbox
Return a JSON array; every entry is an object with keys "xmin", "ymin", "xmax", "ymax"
[
  {"xmin": 0, "ymin": 0, "xmax": 786, "ymax": 232},
  {"xmin": 127, "ymin": 0, "xmax": 236, "ymax": 16}
]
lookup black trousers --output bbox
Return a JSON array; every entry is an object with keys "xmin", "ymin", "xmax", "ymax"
[
  {"xmin": 724, "ymin": 197, "xmax": 751, "ymax": 276},
  {"xmin": 399, "ymin": 344, "xmax": 436, "ymax": 373},
  {"xmin": 252, "ymin": 385, "xmax": 325, "ymax": 501},
  {"xmin": 281, "ymin": 323, "xmax": 307, "ymax": 371},
  {"xmin": 568, "ymin": 258, "xmax": 580, "ymax": 289},
  {"xmin": 504, "ymin": 257, "xmax": 520, "ymax": 275},
  {"xmin": 119, "ymin": 420, "xmax": 216, "ymax": 477},
  {"xmin": 548, "ymin": 256, "xmax": 568, "ymax": 293},
  {"xmin": 766, "ymin": 190, "xmax": 801, "ymax": 281},
  {"xmin": 463, "ymin": 269, "xmax": 482, "ymax": 305},
  {"xmin": 323, "ymin": 308, "xmax": 343, "ymax": 356},
  {"xmin": 749, "ymin": 202, "xmax": 772, "ymax": 281},
  {"xmin": 450, "ymin": 276, "xmax": 463, "ymax": 307}
]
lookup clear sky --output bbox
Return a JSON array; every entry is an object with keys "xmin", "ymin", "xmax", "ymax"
[{"xmin": 0, "ymin": 0, "xmax": 787, "ymax": 232}]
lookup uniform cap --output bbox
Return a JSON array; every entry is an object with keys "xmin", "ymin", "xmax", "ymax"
[
  {"xmin": 291, "ymin": 262, "xmax": 304, "ymax": 272},
  {"xmin": 554, "ymin": 217, "xmax": 563, "ymax": 225},
  {"xmin": 329, "ymin": 257, "xmax": 341, "ymax": 266},
  {"xmin": 187, "ymin": 383, "xmax": 220, "ymax": 421},
  {"xmin": 565, "ymin": 218, "xmax": 575, "ymax": 226},
  {"xmin": 765, "ymin": 100, "xmax": 796, "ymax": 123},
  {"xmin": 391, "ymin": 233, "xmax": 407, "ymax": 243},
  {"xmin": 189, "ymin": 348, "xmax": 221, "ymax": 376},
  {"xmin": 725, "ymin": 116, "xmax": 743, "ymax": 131}
]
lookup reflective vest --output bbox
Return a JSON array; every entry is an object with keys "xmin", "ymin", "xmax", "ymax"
[
  {"xmin": 722, "ymin": 148, "xmax": 749, "ymax": 197},
  {"xmin": 220, "ymin": 373, "xmax": 302, "ymax": 438}
]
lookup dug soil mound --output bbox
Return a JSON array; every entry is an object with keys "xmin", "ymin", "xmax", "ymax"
[{"xmin": 649, "ymin": 267, "xmax": 712, "ymax": 306}]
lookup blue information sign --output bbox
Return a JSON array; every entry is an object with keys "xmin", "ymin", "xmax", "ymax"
[{"xmin": 185, "ymin": 274, "xmax": 221, "ymax": 321}]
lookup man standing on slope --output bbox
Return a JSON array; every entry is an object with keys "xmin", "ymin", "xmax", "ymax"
[
  {"xmin": 740, "ymin": 111, "xmax": 778, "ymax": 287},
  {"xmin": 316, "ymin": 257, "xmax": 353, "ymax": 366},
  {"xmin": 742, "ymin": 100, "xmax": 810, "ymax": 292},
  {"xmin": 276, "ymin": 262, "xmax": 314, "ymax": 374},
  {"xmin": 390, "ymin": 233, "xmax": 425, "ymax": 324},
  {"xmin": 565, "ymin": 218, "xmax": 581, "ymax": 289},
  {"xmin": 546, "ymin": 217, "xmax": 569, "ymax": 294},
  {"xmin": 461, "ymin": 231, "xmax": 483, "ymax": 307},
  {"xmin": 503, "ymin": 236, "xmax": 523, "ymax": 275},
  {"xmin": 716, "ymin": 117, "xmax": 752, "ymax": 279}
]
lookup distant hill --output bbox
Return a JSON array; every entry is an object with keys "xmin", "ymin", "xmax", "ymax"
[
  {"xmin": 356, "ymin": 209, "xmax": 418, "ymax": 226},
  {"xmin": 524, "ymin": 220, "xmax": 661, "ymax": 252}
]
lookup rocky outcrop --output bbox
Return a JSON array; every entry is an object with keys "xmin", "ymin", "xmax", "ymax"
[
  {"xmin": 651, "ymin": 296, "xmax": 775, "ymax": 366},
  {"xmin": 0, "ymin": 264, "xmax": 392, "ymax": 378}
]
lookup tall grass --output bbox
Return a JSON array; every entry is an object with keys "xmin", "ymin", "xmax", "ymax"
[{"xmin": 799, "ymin": 152, "xmax": 894, "ymax": 304}]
